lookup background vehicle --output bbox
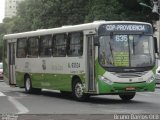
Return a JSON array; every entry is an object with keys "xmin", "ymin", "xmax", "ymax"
[
  {"xmin": 0, "ymin": 62, "xmax": 3, "ymax": 79},
  {"xmin": 3, "ymin": 21, "xmax": 157, "ymax": 101},
  {"xmin": 155, "ymin": 66, "xmax": 160, "ymax": 84}
]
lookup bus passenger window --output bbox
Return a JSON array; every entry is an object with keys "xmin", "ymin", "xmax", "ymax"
[
  {"xmin": 53, "ymin": 34, "xmax": 67, "ymax": 57},
  {"xmin": 68, "ymin": 32, "xmax": 83, "ymax": 57},
  {"xmin": 28, "ymin": 37, "xmax": 39, "ymax": 58},
  {"xmin": 17, "ymin": 38, "xmax": 27, "ymax": 58},
  {"xmin": 39, "ymin": 35, "xmax": 52, "ymax": 57}
]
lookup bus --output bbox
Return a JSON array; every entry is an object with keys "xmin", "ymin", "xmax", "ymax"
[{"xmin": 3, "ymin": 21, "xmax": 157, "ymax": 101}]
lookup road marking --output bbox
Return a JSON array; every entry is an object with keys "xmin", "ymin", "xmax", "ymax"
[
  {"xmin": 0, "ymin": 92, "xmax": 6, "ymax": 96},
  {"xmin": 137, "ymin": 92, "xmax": 151, "ymax": 97},
  {"xmin": 8, "ymin": 96, "xmax": 29, "ymax": 114},
  {"xmin": 15, "ymin": 92, "xmax": 28, "ymax": 97}
]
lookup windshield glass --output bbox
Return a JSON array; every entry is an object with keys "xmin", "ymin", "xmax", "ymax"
[
  {"xmin": 0, "ymin": 63, "xmax": 3, "ymax": 69},
  {"xmin": 99, "ymin": 35, "xmax": 154, "ymax": 68}
]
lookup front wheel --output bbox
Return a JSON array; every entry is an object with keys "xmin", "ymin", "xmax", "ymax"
[
  {"xmin": 72, "ymin": 80, "xmax": 89, "ymax": 101},
  {"xmin": 24, "ymin": 76, "xmax": 41, "ymax": 94},
  {"xmin": 119, "ymin": 92, "xmax": 136, "ymax": 101},
  {"xmin": 24, "ymin": 76, "xmax": 33, "ymax": 93}
]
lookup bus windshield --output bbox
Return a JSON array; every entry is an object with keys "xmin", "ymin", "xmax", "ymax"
[{"xmin": 99, "ymin": 35, "xmax": 154, "ymax": 68}]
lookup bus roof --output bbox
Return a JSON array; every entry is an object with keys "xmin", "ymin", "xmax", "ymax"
[{"xmin": 3, "ymin": 21, "xmax": 152, "ymax": 40}]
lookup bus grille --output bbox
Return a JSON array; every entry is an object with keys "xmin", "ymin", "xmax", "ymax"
[{"xmin": 111, "ymin": 71, "xmax": 148, "ymax": 78}]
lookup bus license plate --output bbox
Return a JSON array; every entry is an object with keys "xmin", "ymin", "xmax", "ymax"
[{"xmin": 126, "ymin": 87, "xmax": 135, "ymax": 91}]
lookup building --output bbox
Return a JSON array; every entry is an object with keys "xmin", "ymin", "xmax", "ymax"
[{"xmin": 5, "ymin": 0, "xmax": 25, "ymax": 18}]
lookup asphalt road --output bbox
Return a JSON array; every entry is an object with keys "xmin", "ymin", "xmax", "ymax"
[{"xmin": 0, "ymin": 80, "xmax": 160, "ymax": 119}]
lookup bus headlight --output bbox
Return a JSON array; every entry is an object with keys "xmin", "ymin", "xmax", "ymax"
[
  {"xmin": 98, "ymin": 75, "xmax": 113, "ymax": 85},
  {"xmin": 146, "ymin": 76, "xmax": 155, "ymax": 83}
]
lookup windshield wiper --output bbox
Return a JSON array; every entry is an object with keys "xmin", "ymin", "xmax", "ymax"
[{"xmin": 108, "ymin": 40, "xmax": 114, "ymax": 65}]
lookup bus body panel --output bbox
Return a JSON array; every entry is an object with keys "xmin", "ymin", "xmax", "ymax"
[
  {"xmin": 3, "ymin": 21, "xmax": 156, "ymax": 98},
  {"xmin": 15, "ymin": 52, "xmax": 86, "ymax": 91}
]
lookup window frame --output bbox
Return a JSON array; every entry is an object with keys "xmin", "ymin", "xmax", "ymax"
[
  {"xmin": 28, "ymin": 36, "xmax": 39, "ymax": 58},
  {"xmin": 67, "ymin": 31, "xmax": 83, "ymax": 57},
  {"xmin": 16, "ymin": 38, "xmax": 27, "ymax": 58},
  {"xmin": 52, "ymin": 33, "xmax": 67, "ymax": 57},
  {"xmin": 39, "ymin": 34, "xmax": 52, "ymax": 57}
]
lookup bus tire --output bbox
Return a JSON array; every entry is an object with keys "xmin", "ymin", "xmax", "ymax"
[
  {"xmin": 24, "ymin": 76, "xmax": 33, "ymax": 93},
  {"xmin": 119, "ymin": 92, "xmax": 136, "ymax": 101},
  {"xmin": 72, "ymin": 79, "xmax": 89, "ymax": 101},
  {"xmin": 24, "ymin": 76, "xmax": 41, "ymax": 94}
]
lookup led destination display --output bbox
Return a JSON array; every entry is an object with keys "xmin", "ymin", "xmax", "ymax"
[
  {"xmin": 106, "ymin": 25, "xmax": 145, "ymax": 31},
  {"xmin": 98, "ymin": 23, "xmax": 153, "ymax": 35}
]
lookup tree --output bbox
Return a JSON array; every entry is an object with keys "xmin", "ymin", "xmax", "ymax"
[
  {"xmin": 85, "ymin": 0, "xmax": 158, "ymax": 22},
  {"xmin": 1, "ymin": 0, "xmax": 158, "ymax": 33},
  {"xmin": 85, "ymin": 0, "xmax": 125, "ymax": 22}
]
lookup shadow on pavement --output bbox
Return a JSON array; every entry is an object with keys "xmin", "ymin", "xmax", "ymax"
[{"xmin": 18, "ymin": 90, "xmax": 146, "ymax": 105}]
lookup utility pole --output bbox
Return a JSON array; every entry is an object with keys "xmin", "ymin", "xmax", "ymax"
[{"xmin": 151, "ymin": 0, "xmax": 160, "ymax": 66}]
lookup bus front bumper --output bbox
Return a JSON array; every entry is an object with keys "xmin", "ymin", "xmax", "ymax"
[{"xmin": 98, "ymin": 80, "xmax": 156, "ymax": 94}]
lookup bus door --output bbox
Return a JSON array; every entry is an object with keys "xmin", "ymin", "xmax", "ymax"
[
  {"xmin": 87, "ymin": 36, "xmax": 96, "ymax": 92},
  {"xmin": 8, "ymin": 42, "xmax": 16, "ymax": 85}
]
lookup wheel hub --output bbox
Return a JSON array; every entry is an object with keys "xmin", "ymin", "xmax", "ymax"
[
  {"xmin": 26, "ymin": 78, "xmax": 31, "ymax": 91},
  {"xmin": 75, "ymin": 83, "xmax": 83, "ymax": 98}
]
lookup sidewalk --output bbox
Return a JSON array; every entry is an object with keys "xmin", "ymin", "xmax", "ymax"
[{"xmin": 0, "ymin": 81, "xmax": 20, "ymax": 92}]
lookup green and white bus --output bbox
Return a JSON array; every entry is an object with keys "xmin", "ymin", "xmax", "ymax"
[{"xmin": 3, "ymin": 21, "xmax": 157, "ymax": 101}]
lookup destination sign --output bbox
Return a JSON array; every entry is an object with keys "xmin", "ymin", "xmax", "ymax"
[
  {"xmin": 106, "ymin": 24, "xmax": 146, "ymax": 31},
  {"xmin": 98, "ymin": 23, "xmax": 153, "ymax": 35}
]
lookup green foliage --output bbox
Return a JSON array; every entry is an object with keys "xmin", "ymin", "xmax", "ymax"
[
  {"xmin": 13, "ymin": 0, "xmax": 89, "ymax": 32},
  {"xmin": 1, "ymin": 0, "xmax": 157, "ymax": 33},
  {"xmin": 85, "ymin": 0, "xmax": 126, "ymax": 21}
]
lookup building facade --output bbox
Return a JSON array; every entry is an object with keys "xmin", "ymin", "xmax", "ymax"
[{"xmin": 5, "ymin": 0, "xmax": 25, "ymax": 18}]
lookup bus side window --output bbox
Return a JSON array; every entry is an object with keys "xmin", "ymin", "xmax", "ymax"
[
  {"xmin": 39, "ymin": 35, "xmax": 52, "ymax": 57},
  {"xmin": 28, "ymin": 37, "xmax": 39, "ymax": 58},
  {"xmin": 68, "ymin": 32, "xmax": 83, "ymax": 57},
  {"xmin": 17, "ymin": 38, "xmax": 27, "ymax": 58},
  {"xmin": 53, "ymin": 34, "xmax": 67, "ymax": 57}
]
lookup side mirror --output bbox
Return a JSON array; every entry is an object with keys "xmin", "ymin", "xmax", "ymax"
[
  {"xmin": 94, "ymin": 35, "xmax": 99, "ymax": 46},
  {"xmin": 154, "ymin": 37, "xmax": 158, "ymax": 53}
]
